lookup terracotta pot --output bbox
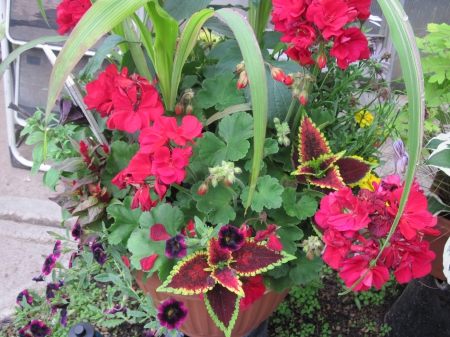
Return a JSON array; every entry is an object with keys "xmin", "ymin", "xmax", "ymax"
[
  {"xmin": 425, "ymin": 216, "xmax": 450, "ymax": 281},
  {"xmin": 135, "ymin": 271, "xmax": 289, "ymax": 337}
]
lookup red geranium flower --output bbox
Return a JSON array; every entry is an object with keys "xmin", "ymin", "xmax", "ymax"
[
  {"xmin": 55, "ymin": 0, "xmax": 91, "ymax": 35},
  {"xmin": 346, "ymin": 0, "xmax": 372, "ymax": 21},
  {"xmin": 151, "ymin": 146, "xmax": 193, "ymax": 185},
  {"xmin": 239, "ymin": 275, "xmax": 266, "ymax": 311},
  {"xmin": 271, "ymin": 0, "xmax": 307, "ymax": 34},
  {"xmin": 330, "ymin": 27, "xmax": 370, "ymax": 69},
  {"xmin": 339, "ymin": 255, "xmax": 390, "ymax": 291},
  {"xmin": 306, "ymin": 0, "xmax": 349, "ymax": 39},
  {"xmin": 322, "ymin": 228, "xmax": 351, "ymax": 269},
  {"xmin": 281, "ymin": 23, "xmax": 317, "ymax": 49},
  {"xmin": 284, "ymin": 45, "xmax": 315, "ymax": 66}
]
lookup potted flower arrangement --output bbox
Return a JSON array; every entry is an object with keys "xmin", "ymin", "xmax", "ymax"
[{"xmin": 1, "ymin": 0, "xmax": 440, "ymax": 336}]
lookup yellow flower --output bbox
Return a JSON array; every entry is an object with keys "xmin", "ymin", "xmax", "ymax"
[
  {"xmin": 350, "ymin": 173, "xmax": 381, "ymax": 191},
  {"xmin": 355, "ymin": 110, "xmax": 374, "ymax": 127}
]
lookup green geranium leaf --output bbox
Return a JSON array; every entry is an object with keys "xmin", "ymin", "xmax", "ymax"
[
  {"xmin": 196, "ymin": 72, "xmax": 245, "ymax": 110},
  {"xmin": 266, "ymin": 263, "xmax": 289, "ymax": 278},
  {"xmin": 163, "ymin": 0, "xmax": 213, "ymax": 21},
  {"xmin": 215, "ymin": 46, "xmax": 243, "ymax": 74},
  {"xmin": 106, "ymin": 141, "xmax": 139, "ymax": 174},
  {"xmin": 263, "ymin": 274, "xmax": 292, "ymax": 293},
  {"xmin": 282, "ymin": 188, "xmax": 318, "ymax": 220},
  {"xmin": 198, "ymin": 112, "xmax": 253, "ymax": 165},
  {"xmin": 289, "ymin": 251, "xmax": 323, "ymax": 285},
  {"xmin": 277, "ymin": 226, "xmax": 304, "ymax": 255},
  {"xmin": 240, "ymin": 176, "xmax": 284, "ymax": 212},
  {"xmin": 191, "ymin": 182, "xmax": 236, "ymax": 225},
  {"xmin": 101, "ymin": 170, "xmax": 131, "ymax": 199},
  {"xmin": 107, "ymin": 197, "xmax": 142, "ymax": 246},
  {"xmin": 139, "ymin": 203, "xmax": 185, "ymax": 236}
]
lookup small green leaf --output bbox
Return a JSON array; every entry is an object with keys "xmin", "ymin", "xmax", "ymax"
[
  {"xmin": 163, "ymin": 0, "xmax": 213, "ymax": 21},
  {"xmin": 107, "ymin": 197, "xmax": 142, "ymax": 246},
  {"xmin": 240, "ymin": 176, "xmax": 284, "ymax": 212},
  {"xmin": 105, "ymin": 141, "xmax": 139, "ymax": 174},
  {"xmin": 282, "ymin": 188, "xmax": 318, "ymax": 220},
  {"xmin": 139, "ymin": 203, "xmax": 185, "ymax": 236},
  {"xmin": 196, "ymin": 72, "xmax": 245, "ymax": 110}
]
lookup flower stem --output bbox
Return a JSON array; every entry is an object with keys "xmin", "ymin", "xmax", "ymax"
[
  {"xmin": 284, "ymin": 97, "xmax": 297, "ymax": 124},
  {"xmin": 186, "ymin": 166, "xmax": 198, "ymax": 183},
  {"xmin": 171, "ymin": 183, "xmax": 191, "ymax": 195},
  {"xmin": 220, "ymin": 182, "xmax": 238, "ymax": 211}
]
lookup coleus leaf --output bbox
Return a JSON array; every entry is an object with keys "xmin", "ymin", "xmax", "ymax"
[
  {"xmin": 230, "ymin": 239, "xmax": 296, "ymax": 276},
  {"xmin": 298, "ymin": 117, "xmax": 330, "ymax": 163},
  {"xmin": 211, "ymin": 267, "xmax": 244, "ymax": 297},
  {"xmin": 208, "ymin": 238, "xmax": 232, "ymax": 266},
  {"xmin": 204, "ymin": 283, "xmax": 241, "ymax": 337},
  {"xmin": 334, "ymin": 157, "xmax": 374, "ymax": 185},
  {"xmin": 157, "ymin": 252, "xmax": 214, "ymax": 295},
  {"xmin": 308, "ymin": 166, "xmax": 345, "ymax": 190}
]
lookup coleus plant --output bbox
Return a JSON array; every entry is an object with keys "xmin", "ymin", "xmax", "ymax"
[
  {"xmin": 292, "ymin": 117, "xmax": 375, "ymax": 190},
  {"xmin": 156, "ymin": 222, "xmax": 295, "ymax": 337}
]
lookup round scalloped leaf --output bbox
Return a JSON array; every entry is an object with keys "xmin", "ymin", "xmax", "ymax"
[
  {"xmin": 157, "ymin": 252, "xmax": 214, "ymax": 295},
  {"xmin": 211, "ymin": 267, "xmax": 244, "ymax": 297},
  {"xmin": 204, "ymin": 283, "xmax": 241, "ymax": 337},
  {"xmin": 208, "ymin": 238, "xmax": 232, "ymax": 267},
  {"xmin": 230, "ymin": 239, "xmax": 296, "ymax": 276}
]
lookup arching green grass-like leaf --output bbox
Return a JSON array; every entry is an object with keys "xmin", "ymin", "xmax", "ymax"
[{"xmin": 215, "ymin": 9, "xmax": 268, "ymax": 214}]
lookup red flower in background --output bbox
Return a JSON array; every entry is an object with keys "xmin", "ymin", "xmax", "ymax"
[
  {"xmin": 330, "ymin": 28, "xmax": 370, "ymax": 69},
  {"xmin": 239, "ymin": 275, "xmax": 266, "ymax": 311},
  {"xmin": 271, "ymin": 0, "xmax": 307, "ymax": 34},
  {"xmin": 284, "ymin": 45, "xmax": 315, "ymax": 66},
  {"xmin": 56, "ymin": 0, "xmax": 91, "ymax": 35},
  {"xmin": 306, "ymin": 0, "xmax": 349, "ymax": 39}
]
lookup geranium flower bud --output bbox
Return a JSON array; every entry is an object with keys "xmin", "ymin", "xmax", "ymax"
[
  {"xmin": 292, "ymin": 87, "xmax": 301, "ymax": 98},
  {"xmin": 198, "ymin": 182, "xmax": 209, "ymax": 195},
  {"xmin": 283, "ymin": 75, "xmax": 294, "ymax": 86},
  {"xmin": 271, "ymin": 67, "xmax": 286, "ymax": 82},
  {"xmin": 237, "ymin": 71, "xmax": 248, "ymax": 89},
  {"xmin": 175, "ymin": 102, "xmax": 185, "ymax": 115},
  {"xmin": 299, "ymin": 90, "xmax": 308, "ymax": 105},
  {"xmin": 318, "ymin": 53, "xmax": 327, "ymax": 68},
  {"xmin": 236, "ymin": 61, "xmax": 245, "ymax": 74},
  {"xmin": 186, "ymin": 103, "xmax": 194, "ymax": 115}
]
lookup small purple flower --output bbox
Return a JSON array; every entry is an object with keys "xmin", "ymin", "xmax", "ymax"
[
  {"xmin": 91, "ymin": 242, "xmax": 107, "ymax": 265},
  {"xmin": 18, "ymin": 325, "xmax": 32, "ymax": 337},
  {"xmin": 32, "ymin": 275, "xmax": 45, "ymax": 282},
  {"xmin": 157, "ymin": 299, "xmax": 188, "ymax": 330},
  {"xmin": 53, "ymin": 240, "xmax": 62, "ymax": 259},
  {"xmin": 42, "ymin": 254, "xmax": 57, "ymax": 276},
  {"xmin": 218, "ymin": 225, "xmax": 245, "ymax": 251},
  {"xmin": 104, "ymin": 304, "xmax": 127, "ymax": 315},
  {"xmin": 16, "ymin": 289, "xmax": 33, "ymax": 308},
  {"xmin": 29, "ymin": 320, "xmax": 51, "ymax": 337},
  {"xmin": 71, "ymin": 222, "xmax": 83, "ymax": 240},
  {"xmin": 165, "ymin": 234, "xmax": 187, "ymax": 259},
  {"xmin": 46, "ymin": 282, "xmax": 61, "ymax": 302},
  {"xmin": 392, "ymin": 139, "xmax": 409, "ymax": 174},
  {"xmin": 60, "ymin": 309, "xmax": 68, "ymax": 327}
]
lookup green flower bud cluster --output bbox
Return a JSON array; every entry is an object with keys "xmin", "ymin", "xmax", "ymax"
[
  {"xmin": 274, "ymin": 118, "xmax": 291, "ymax": 147},
  {"xmin": 208, "ymin": 161, "xmax": 242, "ymax": 187},
  {"xmin": 302, "ymin": 236, "xmax": 324, "ymax": 260}
]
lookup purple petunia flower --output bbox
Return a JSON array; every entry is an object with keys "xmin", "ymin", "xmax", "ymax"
[
  {"xmin": 41, "ymin": 254, "xmax": 57, "ymax": 276},
  {"xmin": 46, "ymin": 282, "xmax": 61, "ymax": 302},
  {"xmin": 30, "ymin": 320, "xmax": 51, "ymax": 337},
  {"xmin": 218, "ymin": 225, "xmax": 245, "ymax": 251},
  {"xmin": 71, "ymin": 222, "xmax": 83, "ymax": 240},
  {"xmin": 18, "ymin": 325, "xmax": 32, "ymax": 337},
  {"xmin": 165, "ymin": 234, "xmax": 187, "ymax": 259},
  {"xmin": 32, "ymin": 275, "xmax": 45, "ymax": 282},
  {"xmin": 157, "ymin": 299, "xmax": 188, "ymax": 330},
  {"xmin": 91, "ymin": 242, "xmax": 107, "ymax": 265},
  {"xmin": 52, "ymin": 240, "xmax": 62, "ymax": 259},
  {"xmin": 392, "ymin": 139, "xmax": 409, "ymax": 175},
  {"xmin": 60, "ymin": 309, "xmax": 68, "ymax": 327},
  {"xmin": 104, "ymin": 304, "xmax": 127, "ymax": 315},
  {"xmin": 16, "ymin": 289, "xmax": 33, "ymax": 308}
]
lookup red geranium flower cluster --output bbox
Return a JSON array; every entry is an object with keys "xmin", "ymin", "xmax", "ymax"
[
  {"xmin": 56, "ymin": 0, "xmax": 92, "ymax": 35},
  {"xmin": 112, "ymin": 115, "xmax": 203, "ymax": 211},
  {"xmin": 271, "ymin": 0, "xmax": 371, "ymax": 69},
  {"xmin": 84, "ymin": 64, "xmax": 164, "ymax": 133},
  {"xmin": 315, "ymin": 174, "xmax": 439, "ymax": 291}
]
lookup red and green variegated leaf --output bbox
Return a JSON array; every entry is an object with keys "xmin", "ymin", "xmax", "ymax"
[
  {"xmin": 230, "ymin": 239, "xmax": 296, "ymax": 276},
  {"xmin": 208, "ymin": 238, "xmax": 232, "ymax": 267},
  {"xmin": 308, "ymin": 166, "xmax": 345, "ymax": 190},
  {"xmin": 319, "ymin": 152, "xmax": 345, "ymax": 171},
  {"xmin": 292, "ymin": 163, "xmax": 317, "ymax": 176},
  {"xmin": 298, "ymin": 117, "xmax": 330, "ymax": 163},
  {"xmin": 334, "ymin": 157, "xmax": 375, "ymax": 185},
  {"xmin": 211, "ymin": 267, "xmax": 244, "ymax": 297},
  {"xmin": 204, "ymin": 284, "xmax": 241, "ymax": 337},
  {"xmin": 157, "ymin": 252, "xmax": 214, "ymax": 295}
]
